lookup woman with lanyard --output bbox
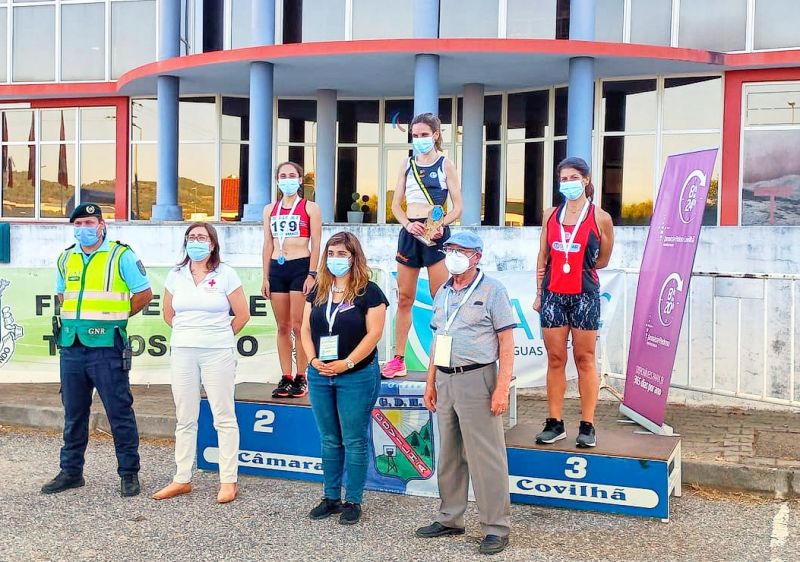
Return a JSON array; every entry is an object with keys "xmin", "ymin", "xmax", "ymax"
[
  {"xmin": 383, "ymin": 113, "xmax": 463, "ymax": 379},
  {"xmin": 533, "ymin": 157, "xmax": 614, "ymax": 448},
  {"xmin": 154, "ymin": 222, "xmax": 250, "ymax": 503},
  {"xmin": 300, "ymin": 231, "xmax": 389, "ymax": 525},
  {"xmin": 262, "ymin": 161, "xmax": 322, "ymax": 399}
]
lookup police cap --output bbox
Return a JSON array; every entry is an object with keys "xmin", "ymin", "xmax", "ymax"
[{"xmin": 69, "ymin": 202, "xmax": 103, "ymax": 223}]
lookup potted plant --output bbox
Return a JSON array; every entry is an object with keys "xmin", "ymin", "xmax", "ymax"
[{"xmin": 347, "ymin": 192, "xmax": 370, "ymax": 223}]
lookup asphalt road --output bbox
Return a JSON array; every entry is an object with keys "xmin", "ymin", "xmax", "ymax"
[{"xmin": 1, "ymin": 427, "xmax": 797, "ymax": 562}]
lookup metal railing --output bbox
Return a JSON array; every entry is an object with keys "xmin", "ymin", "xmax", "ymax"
[{"xmin": 602, "ymin": 270, "xmax": 800, "ymax": 409}]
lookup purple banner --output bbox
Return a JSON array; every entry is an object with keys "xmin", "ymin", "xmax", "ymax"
[{"xmin": 623, "ymin": 149, "xmax": 719, "ymax": 427}]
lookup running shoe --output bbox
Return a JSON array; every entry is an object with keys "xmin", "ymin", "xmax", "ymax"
[
  {"xmin": 535, "ymin": 418, "xmax": 567, "ymax": 444},
  {"xmin": 381, "ymin": 356, "xmax": 407, "ymax": 379},
  {"xmin": 576, "ymin": 421, "xmax": 597, "ymax": 448},
  {"xmin": 288, "ymin": 374, "xmax": 308, "ymax": 398},
  {"xmin": 272, "ymin": 375, "xmax": 294, "ymax": 398}
]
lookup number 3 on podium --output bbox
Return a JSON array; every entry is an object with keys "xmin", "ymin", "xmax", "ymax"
[
  {"xmin": 564, "ymin": 456, "xmax": 587, "ymax": 479},
  {"xmin": 253, "ymin": 409, "xmax": 276, "ymax": 433}
]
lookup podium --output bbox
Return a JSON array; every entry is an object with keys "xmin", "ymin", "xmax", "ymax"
[{"xmin": 505, "ymin": 423, "xmax": 681, "ymax": 520}]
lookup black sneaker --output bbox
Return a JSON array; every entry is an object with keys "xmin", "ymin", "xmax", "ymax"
[
  {"xmin": 272, "ymin": 376, "xmax": 294, "ymax": 398},
  {"xmin": 576, "ymin": 421, "xmax": 597, "ymax": 448},
  {"xmin": 479, "ymin": 534, "xmax": 509, "ymax": 555},
  {"xmin": 120, "ymin": 474, "xmax": 140, "ymax": 497},
  {"xmin": 288, "ymin": 374, "xmax": 308, "ymax": 398},
  {"xmin": 41, "ymin": 471, "xmax": 85, "ymax": 494},
  {"xmin": 535, "ymin": 418, "xmax": 566, "ymax": 444},
  {"xmin": 339, "ymin": 502, "xmax": 362, "ymax": 525},
  {"xmin": 415, "ymin": 521, "xmax": 466, "ymax": 538},
  {"xmin": 309, "ymin": 497, "xmax": 343, "ymax": 520}
]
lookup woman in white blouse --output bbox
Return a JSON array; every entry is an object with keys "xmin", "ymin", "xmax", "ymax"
[{"xmin": 153, "ymin": 222, "xmax": 250, "ymax": 504}]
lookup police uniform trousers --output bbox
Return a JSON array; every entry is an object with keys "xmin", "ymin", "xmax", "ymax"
[
  {"xmin": 435, "ymin": 362, "xmax": 511, "ymax": 537},
  {"xmin": 59, "ymin": 335, "xmax": 140, "ymax": 476}
]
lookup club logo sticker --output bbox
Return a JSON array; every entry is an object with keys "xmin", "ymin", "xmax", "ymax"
[{"xmin": 0, "ymin": 280, "xmax": 24, "ymax": 368}]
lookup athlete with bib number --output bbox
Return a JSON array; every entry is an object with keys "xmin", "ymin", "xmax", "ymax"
[
  {"xmin": 262, "ymin": 161, "xmax": 322, "ymax": 399},
  {"xmin": 533, "ymin": 157, "xmax": 614, "ymax": 448}
]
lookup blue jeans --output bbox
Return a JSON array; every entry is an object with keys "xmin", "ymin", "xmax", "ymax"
[
  {"xmin": 307, "ymin": 356, "xmax": 381, "ymax": 504},
  {"xmin": 59, "ymin": 341, "xmax": 140, "ymax": 476}
]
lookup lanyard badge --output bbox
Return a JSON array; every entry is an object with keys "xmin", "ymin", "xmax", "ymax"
[{"xmin": 434, "ymin": 271, "xmax": 484, "ymax": 368}]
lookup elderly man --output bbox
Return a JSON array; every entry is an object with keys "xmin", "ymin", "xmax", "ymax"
[
  {"xmin": 415, "ymin": 231, "xmax": 515, "ymax": 556},
  {"xmin": 42, "ymin": 203, "xmax": 153, "ymax": 497}
]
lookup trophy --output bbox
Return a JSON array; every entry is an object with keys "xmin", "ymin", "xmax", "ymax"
[{"xmin": 414, "ymin": 205, "xmax": 445, "ymax": 247}]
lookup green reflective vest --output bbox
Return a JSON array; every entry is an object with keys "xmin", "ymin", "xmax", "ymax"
[{"xmin": 58, "ymin": 241, "xmax": 131, "ymax": 348}]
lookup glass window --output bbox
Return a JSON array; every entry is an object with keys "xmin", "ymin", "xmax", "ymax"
[
  {"xmin": 2, "ymin": 143, "xmax": 36, "ymax": 218},
  {"xmin": 555, "ymin": 87, "xmax": 568, "ymax": 136},
  {"xmin": 111, "ymin": 0, "xmax": 157, "ymax": 79},
  {"xmin": 81, "ymin": 107, "xmax": 117, "ymax": 141},
  {"xmin": 178, "ymin": 143, "xmax": 215, "ymax": 220},
  {"xmin": 745, "ymin": 82, "xmax": 800, "ymax": 126},
  {"xmin": 678, "ymin": 0, "xmax": 746, "ymax": 52},
  {"xmin": 384, "ymin": 99, "xmax": 414, "ymax": 144},
  {"xmin": 754, "ymin": 1, "xmax": 800, "ymax": 50},
  {"xmin": 221, "ymin": 143, "xmax": 247, "ymax": 220},
  {"xmin": 61, "ymin": 2, "xmax": 105, "ymax": 81},
  {"xmin": 231, "ymin": 0, "xmax": 252, "ymax": 48},
  {"xmin": 552, "ymin": 138, "xmax": 568, "ymax": 203},
  {"xmin": 131, "ymin": 99, "xmax": 158, "ymax": 141},
  {"xmin": 456, "ymin": 94, "xmax": 502, "ymax": 141},
  {"xmin": 40, "ymin": 144, "xmax": 75, "ymax": 219},
  {"xmin": 80, "ymin": 144, "xmax": 116, "ymax": 218},
  {"xmin": 41, "ymin": 109, "xmax": 76, "ymax": 142},
  {"xmin": 601, "ymin": 135, "xmax": 656, "ymax": 225},
  {"xmin": 302, "ymin": 0, "xmax": 345, "ymax": 42},
  {"xmin": 505, "ymin": 142, "xmax": 545, "ymax": 226},
  {"xmin": 179, "ymin": 97, "xmax": 217, "ymax": 141},
  {"xmin": 741, "ymin": 129, "xmax": 800, "ymax": 226},
  {"xmin": 352, "ymin": 0, "xmax": 413, "ymax": 39},
  {"xmin": 338, "ymin": 100, "xmax": 379, "ymax": 144},
  {"xmin": 555, "ymin": 0, "xmax": 570, "ymax": 39},
  {"xmin": 440, "ymin": 0, "xmax": 498, "ymax": 38},
  {"xmin": 438, "ymin": 98, "xmax": 453, "ymax": 144},
  {"xmin": 13, "ymin": 5, "xmax": 55, "ymax": 82},
  {"xmin": 0, "ymin": 8, "xmax": 7, "ymax": 82},
  {"xmin": 506, "ymin": 0, "xmax": 556, "ymax": 39},
  {"xmin": 336, "ymin": 146, "xmax": 379, "ymax": 223},
  {"xmin": 663, "ymin": 77, "xmax": 722, "ymax": 130},
  {"xmin": 483, "ymin": 144, "xmax": 501, "ymax": 225},
  {"xmin": 602, "ymin": 80, "xmax": 658, "ymax": 132},
  {"xmin": 630, "ymin": 0, "xmax": 672, "ymax": 46},
  {"xmin": 507, "ymin": 90, "xmax": 549, "ymax": 140},
  {"xmin": 594, "ymin": 0, "xmax": 624, "ymax": 42},
  {"xmin": 385, "ymin": 147, "xmax": 411, "ymax": 223},
  {"xmin": 661, "ymin": 133, "xmax": 721, "ymax": 226},
  {"xmin": 221, "ymin": 97, "xmax": 249, "ymax": 142},
  {"xmin": 130, "ymin": 143, "xmax": 156, "ymax": 220},
  {"xmin": 277, "ymin": 99, "xmax": 317, "ymax": 143},
  {"xmin": 3, "ymin": 110, "xmax": 35, "ymax": 143}
]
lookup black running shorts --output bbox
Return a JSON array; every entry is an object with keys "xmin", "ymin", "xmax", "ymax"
[{"xmin": 269, "ymin": 256, "xmax": 310, "ymax": 293}]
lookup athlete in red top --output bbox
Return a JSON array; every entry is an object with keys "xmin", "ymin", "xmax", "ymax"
[{"xmin": 533, "ymin": 156, "xmax": 614, "ymax": 449}]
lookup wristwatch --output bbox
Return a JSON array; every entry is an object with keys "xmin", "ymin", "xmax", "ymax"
[
  {"xmin": 345, "ymin": 357, "xmax": 355, "ymax": 369},
  {"xmin": 307, "ymin": 271, "xmax": 317, "ymax": 278}
]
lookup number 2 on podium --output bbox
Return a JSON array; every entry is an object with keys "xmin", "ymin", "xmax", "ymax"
[
  {"xmin": 565, "ymin": 456, "xmax": 587, "ymax": 479},
  {"xmin": 253, "ymin": 409, "xmax": 276, "ymax": 433}
]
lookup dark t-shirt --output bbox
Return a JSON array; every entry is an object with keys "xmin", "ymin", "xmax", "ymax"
[{"xmin": 307, "ymin": 281, "xmax": 389, "ymax": 371}]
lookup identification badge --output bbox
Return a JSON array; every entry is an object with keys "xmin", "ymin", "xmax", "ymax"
[
  {"xmin": 433, "ymin": 335, "xmax": 453, "ymax": 368},
  {"xmin": 319, "ymin": 335, "xmax": 339, "ymax": 361},
  {"xmin": 270, "ymin": 215, "xmax": 301, "ymax": 238}
]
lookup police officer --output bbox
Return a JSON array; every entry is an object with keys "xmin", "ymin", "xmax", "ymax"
[{"xmin": 41, "ymin": 203, "xmax": 153, "ymax": 497}]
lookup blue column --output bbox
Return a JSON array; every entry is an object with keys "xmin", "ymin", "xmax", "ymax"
[
  {"xmin": 316, "ymin": 89, "xmax": 337, "ymax": 223},
  {"xmin": 566, "ymin": 0, "xmax": 596, "ymax": 165},
  {"xmin": 152, "ymin": 0, "xmax": 182, "ymax": 221},
  {"xmin": 243, "ymin": 0, "xmax": 276, "ymax": 221},
  {"xmin": 413, "ymin": 0, "xmax": 439, "ymax": 117},
  {"xmin": 243, "ymin": 62, "xmax": 274, "ymax": 221},
  {"xmin": 461, "ymin": 83, "xmax": 484, "ymax": 226}
]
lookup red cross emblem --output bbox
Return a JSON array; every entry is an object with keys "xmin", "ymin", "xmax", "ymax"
[{"xmin": 208, "ymin": 279, "xmax": 216, "ymax": 288}]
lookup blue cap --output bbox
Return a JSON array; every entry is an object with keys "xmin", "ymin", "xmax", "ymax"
[{"xmin": 444, "ymin": 231, "xmax": 483, "ymax": 252}]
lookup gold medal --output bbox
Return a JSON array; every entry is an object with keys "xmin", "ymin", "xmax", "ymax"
[{"xmin": 563, "ymin": 263, "xmax": 571, "ymax": 274}]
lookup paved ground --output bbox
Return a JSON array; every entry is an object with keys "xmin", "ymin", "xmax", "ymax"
[
  {"xmin": 1, "ymin": 427, "xmax": 798, "ymax": 562},
  {"xmin": 1, "ymin": 383, "xmax": 798, "ymax": 496}
]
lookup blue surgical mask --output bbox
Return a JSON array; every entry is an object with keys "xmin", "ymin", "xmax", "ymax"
[
  {"xmin": 278, "ymin": 178, "xmax": 300, "ymax": 196},
  {"xmin": 412, "ymin": 137, "xmax": 435, "ymax": 154},
  {"xmin": 326, "ymin": 257, "xmax": 351, "ymax": 278},
  {"xmin": 74, "ymin": 226, "xmax": 100, "ymax": 247},
  {"xmin": 186, "ymin": 241, "xmax": 211, "ymax": 262},
  {"xmin": 559, "ymin": 180, "xmax": 585, "ymax": 201}
]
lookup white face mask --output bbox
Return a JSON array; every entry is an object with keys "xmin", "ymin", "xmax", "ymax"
[{"xmin": 444, "ymin": 251, "xmax": 471, "ymax": 275}]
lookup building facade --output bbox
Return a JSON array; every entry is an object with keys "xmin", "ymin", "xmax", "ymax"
[{"xmin": 0, "ymin": 0, "xmax": 798, "ymax": 227}]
